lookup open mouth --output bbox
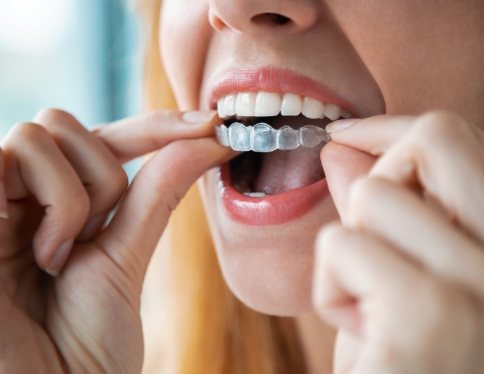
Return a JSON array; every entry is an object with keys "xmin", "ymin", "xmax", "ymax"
[{"xmin": 217, "ymin": 91, "xmax": 349, "ymax": 196}]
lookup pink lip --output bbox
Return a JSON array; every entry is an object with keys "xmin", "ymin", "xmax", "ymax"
[
  {"xmin": 209, "ymin": 66, "xmax": 339, "ymax": 225},
  {"xmin": 220, "ymin": 164, "xmax": 329, "ymax": 226},
  {"xmin": 208, "ymin": 66, "xmax": 359, "ymax": 116}
]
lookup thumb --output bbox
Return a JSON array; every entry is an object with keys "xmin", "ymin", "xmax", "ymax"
[
  {"xmin": 95, "ymin": 137, "xmax": 233, "ymax": 285},
  {"xmin": 333, "ymin": 331, "xmax": 363, "ymax": 374},
  {"xmin": 321, "ymin": 142, "xmax": 375, "ymax": 222}
]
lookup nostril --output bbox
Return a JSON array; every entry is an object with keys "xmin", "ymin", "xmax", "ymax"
[{"xmin": 251, "ymin": 13, "xmax": 292, "ymax": 27}]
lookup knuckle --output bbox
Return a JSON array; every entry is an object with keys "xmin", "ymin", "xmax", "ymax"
[
  {"xmin": 317, "ymin": 223, "xmax": 347, "ymax": 251},
  {"xmin": 8, "ymin": 122, "xmax": 50, "ymax": 146},
  {"xmin": 315, "ymin": 224, "xmax": 347, "ymax": 271},
  {"xmin": 111, "ymin": 167, "xmax": 129, "ymax": 192},
  {"xmin": 35, "ymin": 108, "xmax": 81, "ymax": 132},
  {"xmin": 413, "ymin": 110, "xmax": 465, "ymax": 146},
  {"xmin": 97, "ymin": 167, "xmax": 129, "ymax": 205},
  {"xmin": 348, "ymin": 177, "xmax": 384, "ymax": 224},
  {"xmin": 35, "ymin": 107, "xmax": 74, "ymax": 124}
]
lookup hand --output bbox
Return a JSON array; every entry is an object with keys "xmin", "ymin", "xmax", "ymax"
[
  {"xmin": 0, "ymin": 108, "xmax": 232, "ymax": 373},
  {"xmin": 314, "ymin": 111, "xmax": 484, "ymax": 373}
]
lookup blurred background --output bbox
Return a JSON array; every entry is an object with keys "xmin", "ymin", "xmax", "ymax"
[{"xmin": 0, "ymin": 0, "xmax": 142, "ymax": 172}]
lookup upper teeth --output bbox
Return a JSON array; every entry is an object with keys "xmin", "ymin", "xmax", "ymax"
[{"xmin": 217, "ymin": 91, "xmax": 350, "ymax": 120}]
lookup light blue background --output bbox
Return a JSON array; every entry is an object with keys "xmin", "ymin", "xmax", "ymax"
[{"xmin": 0, "ymin": 0, "xmax": 141, "ymax": 154}]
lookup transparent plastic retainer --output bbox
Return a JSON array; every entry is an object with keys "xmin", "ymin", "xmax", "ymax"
[{"xmin": 215, "ymin": 122, "xmax": 330, "ymax": 152}]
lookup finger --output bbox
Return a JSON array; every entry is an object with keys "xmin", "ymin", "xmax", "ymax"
[
  {"xmin": 2, "ymin": 123, "xmax": 90, "ymax": 274},
  {"xmin": 326, "ymin": 114, "xmax": 414, "ymax": 155},
  {"xmin": 320, "ymin": 142, "xmax": 376, "ymax": 222},
  {"xmin": 347, "ymin": 177, "xmax": 484, "ymax": 297},
  {"xmin": 93, "ymin": 110, "xmax": 219, "ymax": 163},
  {"xmin": 368, "ymin": 112, "xmax": 484, "ymax": 244},
  {"xmin": 313, "ymin": 223, "xmax": 424, "ymax": 336},
  {"xmin": 0, "ymin": 285, "xmax": 66, "ymax": 373},
  {"xmin": 0, "ymin": 148, "xmax": 7, "ymax": 218},
  {"xmin": 333, "ymin": 332, "xmax": 362, "ymax": 374},
  {"xmin": 95, "ymin": 137, "xmax": 233, "ymax": 286},
  {"xmin": 314, "ymin": 224, "xmax": 480, "ymax": 373},
  {"xmin": 34, "ymin": 109, "xmax": 128, "ymax": 240}
]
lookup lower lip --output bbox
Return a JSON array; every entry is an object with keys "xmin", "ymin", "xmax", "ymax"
[{"xmin": 219, "ymin": 162, "xmax": 329, "ymax": 226}]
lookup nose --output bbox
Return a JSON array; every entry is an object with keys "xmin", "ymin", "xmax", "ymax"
[{"xmin": 209, "ymin": 0, "xmax": 319, "ymax": 34}]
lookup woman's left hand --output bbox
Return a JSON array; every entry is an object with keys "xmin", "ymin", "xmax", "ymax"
[{"xmin": 314, "ymin": 111, "xmax": 484, "ymax": 373}]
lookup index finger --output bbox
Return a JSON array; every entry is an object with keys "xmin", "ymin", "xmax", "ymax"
[
  {"xmin": 326, "ymin": 115, "xmax": 415, "ymax": 155},
  {"xmin": 92, "ymin": 110, "xmax": 219, "ymax": 163}
]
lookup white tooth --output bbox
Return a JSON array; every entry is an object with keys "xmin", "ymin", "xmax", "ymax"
[
  {"xmin": 324, "ymin": 103, "xmax": 342, "ymax": 120},
  {"xmin": 244, "ymin": 192, "xmax": 267, "ymax": 198},
  {"xmin": 236, "ymin": 92, "xmax": 256, "ymax": 116},
  {"xmin": 281, "ymin": 93, "xmax": 302, "ymax": 116},
  {"xmin": 299, "ymin": 125, "xmax": 326, "ymax": 148},
  {"xmin": 302, "ymin": 97, "xmax": 325, "ymax": 119},
  {"xmin": 250, "ymin": 122, "xmax": 277, "ymax": 152},
  {"xmin": 254, "ymin": 92, "xmax": 281, "ymax": 116},
  {"xmin": 217, "ymin": 98, "xmax": 225, "ymax": 118},
  {"xmin": 277, "ymin": 125, "xmax": 299, "ymax": 150},
  {"xmin": 216, "ymin": 124, "xmax": 229, "ymax": 146},
  {"xmin": 228, "ymin": 122, "xmax": 251, "ymax": 151},
  {"xmin": 223, "ymin": 94, "xmax": 236, "ymax": 116}
]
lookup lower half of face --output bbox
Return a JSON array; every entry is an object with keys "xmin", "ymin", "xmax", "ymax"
[
  {"xmin": 161, "ymin": 0, "xmax": 484, "ymax": 317},
  {"xmin": 198, "ymin": 156, "xmax": 338, "ymax": 316}
]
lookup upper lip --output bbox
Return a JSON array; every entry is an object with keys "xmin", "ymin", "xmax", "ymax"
[{"xmin": 207, "ymin": 66, "xmax": 361, "ymax": 117}]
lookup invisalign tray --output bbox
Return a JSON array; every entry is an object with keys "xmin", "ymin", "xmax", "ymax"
[{"xmin": 215, "ymin": 122, "xmax": 330, "ymax": 152}]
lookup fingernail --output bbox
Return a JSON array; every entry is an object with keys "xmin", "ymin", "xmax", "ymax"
[
  {"xmin": 0, "ymin": 181, "xmax": 8, "ymax": 220},
  {"xmin": 78, "ymin": 214, "xmax": 106, "ymax": 241},
  {"xmin": 182, "ymin": 110, "xmax": 217, "ymax": 124},
  {"xmin": 325, "ymin": 119, "xmax": 359, "ymax": 134},
  {"xmin": 46, "ymin": 239, "xmax": 74, "ymax": 276}
]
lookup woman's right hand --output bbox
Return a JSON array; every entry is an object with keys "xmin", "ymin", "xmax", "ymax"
[{"xmin": 0, "ymin": 108, "xmax": 230, "ymax": 373}]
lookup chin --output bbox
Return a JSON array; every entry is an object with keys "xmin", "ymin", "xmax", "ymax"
[{"xmin": 215, "ymin": 239, "xmax": 315, "ymax": 316}]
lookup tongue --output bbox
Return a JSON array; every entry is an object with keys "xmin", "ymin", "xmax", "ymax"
[
  {"xmin": 228, "ymin": 114, "xmax": 329, "ymax": 195},
  {"xmin": 253, "ymin": 147, "xmax": 324, "ymax": 194},
  {"xmin": 252, "ymin": 114, "xmax": 326, "ymax": 195}
]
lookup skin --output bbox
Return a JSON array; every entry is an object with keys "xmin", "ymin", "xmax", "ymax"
[
  {"xmin": 160, "ymin": 0, "xmax": 484, "ymax": 313},
  {"xmin": 160, "ymin": 0, "xmax": 484, "ymax": 372},
  {"xmin": 0, "ymin": 110, "xmax": 233, "ymax": 372},
  {"xmin": 0, "ymin": 1, "xmax": 483, "ymax": 373}
]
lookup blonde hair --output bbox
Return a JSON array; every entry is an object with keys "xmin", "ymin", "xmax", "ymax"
[{"xmin": 138, "ymin": 1, "xmax": 306, "ymax": 372}]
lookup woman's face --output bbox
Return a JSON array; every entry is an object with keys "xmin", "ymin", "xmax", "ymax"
[{"xmin": 160, "ymin": 0, "xmax": 484, "ymax": 315}]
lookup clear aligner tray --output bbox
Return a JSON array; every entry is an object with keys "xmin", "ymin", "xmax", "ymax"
[{"xmin": 215, "ymin": 122, "xmax": 330, "ymax": 152}]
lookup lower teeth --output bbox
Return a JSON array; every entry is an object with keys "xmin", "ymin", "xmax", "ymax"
[{"xmin": 244, "ymin": 192, "xmax": 267, "ymax": 198}]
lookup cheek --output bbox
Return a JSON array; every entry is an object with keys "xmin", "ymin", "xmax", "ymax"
[
  {"xmin": 160, "ymin": 0, "xmax": 211, "ymax": 109},
  {"xmin": 325, "ymin": 2, "xmax": 430, "ymax": 113},
  {"xmin": 326, "ymin": 1, "xmax": 484, "ymax": 117}
]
